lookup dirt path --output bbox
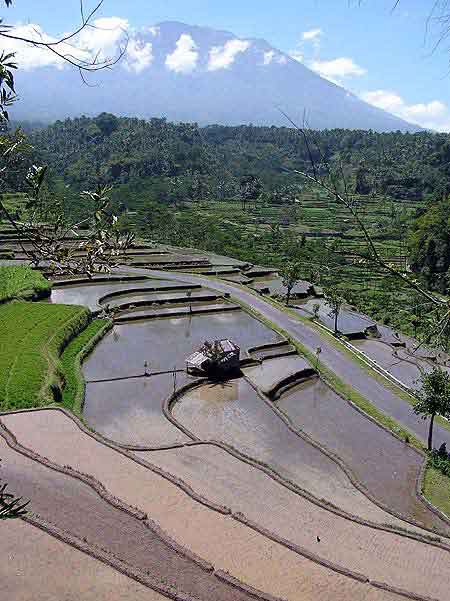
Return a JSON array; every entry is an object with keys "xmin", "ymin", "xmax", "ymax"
[
  {"xmin": 3, "ymin": 409, "xmax": 450, "ymax": 601},
  {"xmin": 1, "ymin": 519, "xmax": 170, "ymax": 601}
]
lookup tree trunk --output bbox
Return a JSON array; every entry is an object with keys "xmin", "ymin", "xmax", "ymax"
[
  {"xmin": 428, "ymin": 413, "xmax": 435, "ymax": 451},
  {"xmin": 334, "ymin": 310, "xmax": 338, "ymax": 334},
  {"xmin": 286, "ymin": 288, "xmax": 291, "ymax": 306}
]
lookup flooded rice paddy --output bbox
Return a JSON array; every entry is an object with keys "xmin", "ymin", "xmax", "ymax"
[
  {"xmin": 83, "ymin": 310, "xmax": 281, "ymax": 381},
  {"xmin": 84, "ymin": 376, "xmax": 191, "ymax": 447},
  {"xmin": 276, "ymin": 377, "xmax": 448, "ymax": 531},
  {"xmin": 51, "ymin": 277, "xmax": 189, "ymax": 311},
  {"xmin": 171, "ymin": 378, "xmax": 419, "ymax": 524},
  {"xmin": 82, "ymin": 310, "xmax": 281, "ymax": 445},
  {"xmin": 243, "ymin": 356, "xmax": 315, "ymax": 395},
  {"xmin": 295, "ymin": 298, "xmax": 376, "ymax": 337}
]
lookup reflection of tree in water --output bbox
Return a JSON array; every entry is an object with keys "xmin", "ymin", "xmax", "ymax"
[
  {"xmin": 112, "ymin": 328, "xmax": 120, "ymax": 343},
  {"xmin": 184, "ymin": 314, "xmax": 193, "ymax": 340},
  {"xmin": 202, "ymin": 379, "xmax": 239, "ymax": 403}
]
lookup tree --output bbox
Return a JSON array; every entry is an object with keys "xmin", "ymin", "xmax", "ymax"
[
  {"xmin": 280, "ymin": 261, "xmax": 302, "ymax": 306},
  {"xmin": 240, "ymin": 174, "xmax": 262, "ymax": 211},
  {"xmin": 414, "ymin": 368, "xmax": 450, "ymax": 451},
  {"xmin": 324, "ymin": 284, "xmax": 344, "ymax": 334}
]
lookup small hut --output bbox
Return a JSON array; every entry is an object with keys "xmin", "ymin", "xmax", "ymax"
[{"xmin": 186, "ymin": 339, "xmax": 240, "ymax": 376}]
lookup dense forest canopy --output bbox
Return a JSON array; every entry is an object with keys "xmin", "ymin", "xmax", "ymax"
[{"xmin": 12, "ymin": 113, "xmax": 450, "ymax": 203}]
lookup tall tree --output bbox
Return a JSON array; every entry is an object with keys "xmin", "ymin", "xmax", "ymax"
[
  {"xmin": 414, "ymin": 368, "xmax": 450, "ymax": 451},
  {"xmin": 324, "ymin": 284, "xmax": 345, "ymax": 334},
  {"xmin": 280, "ymin": 261, "xmax": 302, "ymax": 306}
]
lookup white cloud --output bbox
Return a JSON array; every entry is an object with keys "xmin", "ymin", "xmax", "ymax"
[
  {"xmin": 263, "ymin": 50, "xmax": 275, "ymax": 65},
  {"xmin": 124, "ymin": 38, "xmax": 153, "ymax": 74},
  {"xmin": 147, "ymin": 26, "xmax": 160, "ymax": 37},
  {"xmin": 290, "ymin": 50, "xmax": 304, "ymax": 63},
  {"xmin": 310, "ymin": 57, "xmax": 366, "ymax": 85},
  {"xmin": 361, "ymin": 89, "xmax": 450, "ymax": 131},
  {"xmin": 78, "ymin": 16, "xmax": 128, "ymax": 59},
  {"xmin": 263, "ymin": 50, "xmax": 288, "ymax": 66},
  {"xmin": 208, "ymin": 39, "xmax": 250, "ymax": 71},
  {"xmin": 0, "ymin": 23, "xmax": 85, "ymax": 70},
  {"xmin": 165, "ymin": 33, "xmax": 199, "ymax": 74},
  {"xmin": 290, "ymin": 28, "xmax": 322, "ymax": 63},
  {"xmin": 0, "ymin": 17, "xmax": 129, "ymax": 71},
  {"xmin": 302, "ymin": 28, "xmax": 322, "ymax": 43}
]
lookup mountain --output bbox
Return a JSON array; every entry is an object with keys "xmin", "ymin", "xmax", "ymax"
[{"xmin": 12, "ymin": 21, "xmax": 420, "ymax": 132}]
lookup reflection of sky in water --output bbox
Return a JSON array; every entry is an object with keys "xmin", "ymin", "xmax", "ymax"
[
  {"xmin": 84, "ymin": 374, "xmax": 190, "ymax": 446},
  {"xmin": 277, "ymin": 377, "xmax": 438, "ymax": 527},
  {"xmin": 50, "ymin": 279, "xmax": 181, "ymax": 311},
  {"xmin": 173, "ymin": 377, "xmax": 440, "ymax": 528},
  {"xmin": 83, "ymin": 311, "xmax": 280, "ymax": 381}
]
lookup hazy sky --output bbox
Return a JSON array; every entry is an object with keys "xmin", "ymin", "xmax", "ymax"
[{"xmin": 4, "ymin": 0, "xmax": 450, "ymax": 130}]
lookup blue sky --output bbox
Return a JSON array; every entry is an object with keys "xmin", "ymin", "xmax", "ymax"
[{"xmin": 5, "ymin": 0, "xmax": 450, "ymax": 129}]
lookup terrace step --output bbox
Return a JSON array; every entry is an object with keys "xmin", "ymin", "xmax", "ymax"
[{"xmin": 114, "ymin": 302, "xmax": 241, "ymax": 322}]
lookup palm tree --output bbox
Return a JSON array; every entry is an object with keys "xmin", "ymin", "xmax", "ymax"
[{"xmin": 414, "ymin": 368, "xmax": 450, "ymax": 451}]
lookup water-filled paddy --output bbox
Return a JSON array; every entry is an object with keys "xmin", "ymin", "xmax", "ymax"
[
  {"xmin": 51, "ymin": 278, "xmax": 186, "ymax": 311},
  {"xmin": 251, "ymin": 276, "xmax": 312, "ymax": 297},
  {"xmin": 276, "ymin": 377, "xmax": 448, "ymax": 532},
  {"xmin": 295, "ymin": 298, "xmax": 376, "ymax": 336},
  {"xmin": 107, "ymin": 289, "xmax": 219, "ymax": 309},
  {"xmin": 171, "ymin": 378, "xmax": 414, "ymax": 523},
  {"xmin": 353, "ymin": 339, "xmax": 433, "ymax": 388},
  {"xmin": 84, "ymin": 376, "xmax": 191, "ymax": 447},
  {"xmin": 243, "ymin": 355, "xmax": 314, "ymax": 395},
  {"xmin": 83, "ymin": 310, "xmax": 281, "ymax": 381}
]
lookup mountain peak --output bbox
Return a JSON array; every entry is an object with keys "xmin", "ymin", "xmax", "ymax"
[{"xmin": 12, "ymin": 21, "xmax": 420, "ymax": 132}]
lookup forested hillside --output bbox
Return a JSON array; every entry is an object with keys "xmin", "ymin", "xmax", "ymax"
[{"xmin": 23, "ymin": 114, "xmax": 450, "ymax": 203}]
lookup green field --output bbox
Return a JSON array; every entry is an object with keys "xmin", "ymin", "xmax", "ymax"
[
  {"xmin": 0, "ymin": 302, "xmax": 90, "ymax": 410},
  {"xmin": 0, "ymin": 265, "xmax": 52, "ymax": 303},
  {"xmin": 422, "ymin": 465, "xmax": 450, "ymax": 520}
]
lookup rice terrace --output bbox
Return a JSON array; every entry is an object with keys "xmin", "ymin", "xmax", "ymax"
[{"xmin": 1, "ymin": 224, "xmax": 450, "ymax": 601}]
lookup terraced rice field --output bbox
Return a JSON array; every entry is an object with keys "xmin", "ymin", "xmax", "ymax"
[
  {"xmin": 2, "ymin": 260, "xmax": 450, "ymax": 601},
  {"xmin": 3, "ymin": 409, "xmax": 450, "ymax": 601}
]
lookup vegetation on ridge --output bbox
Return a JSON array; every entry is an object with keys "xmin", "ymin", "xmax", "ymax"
[{"xmin": 0, "ymin": 265, "xmax": 51, "ymax": 303}]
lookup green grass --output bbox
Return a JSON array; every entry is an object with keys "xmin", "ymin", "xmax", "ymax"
[
  {"xmin": 0, "ymin": 266, "xmax": 51, "ymax": 303},
  {"xmin": 60, "ymin": 319, "xmax": 112, "ymax": 416},
  {"xmin": 0, "ymin": 302, "xmax": 90, "ymax": 410},
  {"xmin": 422, "ymin": 465, "xmax": 450, "ymax": 519}
]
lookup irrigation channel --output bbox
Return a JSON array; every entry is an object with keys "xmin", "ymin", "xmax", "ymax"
[{"xmin": 2, "ymin": 261, "xmax": 450, "ymax": 601}]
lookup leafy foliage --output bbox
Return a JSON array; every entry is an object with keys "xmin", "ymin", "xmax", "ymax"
[
  {"xmin": 279, "ymin": 261, "xmax": 302, "ymax": 305},
  {"xmin": 415, "ymin": 368, "xmax": 450, "ymax": 450},
  {"xmin": 60, "ymin": 318, "xmax": 110, "ymax": 415},
  {"xmin": 408, "ymin": 196, "xmax": 450, "ymax": 292}
]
